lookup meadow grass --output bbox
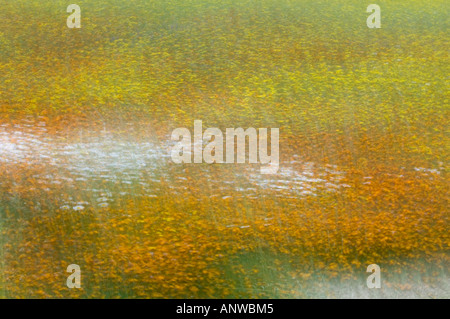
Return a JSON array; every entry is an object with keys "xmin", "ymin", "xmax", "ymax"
[{"xmin": 0, "ymin": 0, "xmax": 448, "ymax": 298}]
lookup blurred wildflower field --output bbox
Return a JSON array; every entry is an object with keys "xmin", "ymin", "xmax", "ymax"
[{"xmin": 0, "ymin": 0, "xmax": 448, "ymax": 298}]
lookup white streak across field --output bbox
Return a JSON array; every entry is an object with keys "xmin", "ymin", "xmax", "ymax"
[
  {"xmin": 1, "ymin": 122, "xmax": 445, "ymax": 211},
  {"xmin": 0, "ymin": 122, "xmax": 350, "ymax": 204}
]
